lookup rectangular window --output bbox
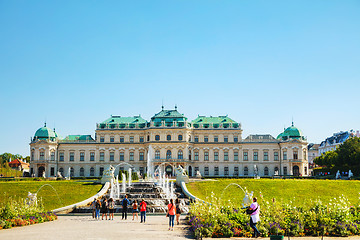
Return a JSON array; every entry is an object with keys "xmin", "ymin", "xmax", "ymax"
[
  {"xmin": 224, "ymin": 167, "xmax": 229, "ymax": 176},
  {"xmin": 234, "ymin": 151, "xmax": 239, "ymax": 161},
  {"xmin": 130, "ymin": 152, "xmax": 134, "ymax": 161},
  {"xmin": 100, "ymin": 167, "xmax": 104, "ymax": 176},
  {"xmin": 214, "ymin": 136, "xmax": 218, "ymax": 142},
  {"xmin": 204, "ymin": 136, "xmax": 208, "ymax": 142},
  {"xmin": 284, "ymin": 166, "xmax": 288, "ymax": 175},
  {"xmin": 110, "ymin": 137, "xmax": 114, "ymax": 143},
  {"xmin": 120, "ymin": 136, "xmax": 124, "ymax": 143},
  {"xmin": 283, "ymin": 151, "xmax": 287, "ymax": 160},
  {"xmin": 100, "ymin": 152, "xmax": 104, "ymax": 161},
  {"xmin": 224, "ymin": 152, "xmax": 229, "ymax": 161},
  {"xmin": 204, "ymin": 167, "xmax": 209, "ymax": 176},
  {"xmin": 40, "ymin": 152, "xmax": 45, "ymax": 160},
  {"xmin": 214, "ymin": 152, "xmax": 219, "ymax": 161},
  {"xmin": 139, "ymin": 152, "xmax": 144, "ymax": 161},
  {"xmin": 224, "ymin": 136, "xmax": 228, "ymax": 143},
  {"xmin": 140, "ymin": 137, "xmax": 144, "ymax": 143},
  {"xmin": 243, "ymin": 152, "xmax": 248, "ymax": 161},
  {"xmin": 59, "ymin": 152, "xmax": 64, "ymax": 162},
  {"xmin": 110, "ymin": 152, "xmax": 114, "ymax": 161},
  {"xmin": 120, "ymin": 152, "xmax": 124, "ymax": 161},
  {"xmin": 194, "ymin": 167, "xmax": 199, "ymax": 173},
  {"xmin": 80, "ymin": 152, "xmax": 85, "ymax": 161},
  {"xmin": 69, "ymin": 152, "xmax": 74, "ymax": 162},
  {"xmin": 293, "ymin": 151, "xmax": 298, "ymax": 160},
  {"xmin": 194, "ymin": 136, "xmax": 199, "ymax": 142},
  {"xmin": 194, "ymin": 152, "xmax": 199, "ymax": 161},
  {"xmin": 253, "ymin": 152, "xmax": 258, "ymax": 161},
  {"xmin": 50, "ymin": 167, "xmax": 55, "ymax": 176},
  {"xmin": 130, "ymin": 136, "xmax": 134, "ymax": 143},
  {"xmin": 100, "ymin": 137, "xmax": 104, "ymax": 143},
  {"xmin": 51, "ymin": 152, "xmax": 55, "ymax": 161},
  {"xmin": 204, "ymin": 152, "xmax": 209, "ymax": 161},
  {"xmin": 274, "ymin": 152, "xmax": 279, "ymax": 161},
  {"xmin": 234, "ymin": 166, "xmax": 239, "ymax": 176},
  {"xmin": 139, "ymin": 167, "xmax": 144, "ymax": 175},
  {"xmin": 264, "ymin": 152, "xmax": 268, "ymax": 161},
  {"xmin": 234, "ymin": 136, "xmax": 238, "ymax": 142},
  {"xmin": 214, "ymin": 167, "xmax": 219, "ymax": 176},
  {"xmin": 90, "ymin": 152, "xmax": 95, "ymax": 161}
]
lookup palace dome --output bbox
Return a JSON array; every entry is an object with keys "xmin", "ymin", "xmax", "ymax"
[
  {"xmin": 34, "ymin": 124, "xmax": 56, "ymax": 139},
  {"xmin": 277, "ymin": 122, "xmax": 305, "ymax": 141}
]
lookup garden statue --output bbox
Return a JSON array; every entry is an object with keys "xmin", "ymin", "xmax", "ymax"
[
  {"xmin": 196, "ymin": 170, "xmax": 202, "ymax": 179},
  {"xmin": 175, "ymin": 165, "xmax": 189, "ymax": 186},
  {"xmin": 336, "ymin": 170, "xmax": 341, "ymax": 179},
  {"xmin": 349, "ymin": 170, "xmax": 353, "ymax": 178},
  {"xmin": 42, "ymin": 171, "xmax": 46, "ymax": 178},
  {"xmin": 57, "ymin": 171, "xmax": 63, "ymax": 178},
  {"xmin": 242, "ymin": 190, "xmax": 253, "ymax": 208},
  {"xmin": 101, "ymin": 165, "xmax": 115, "ymax": 184},
  {"xmin": 27, "ymin": 192, "xmax": 37, "ymax": 206}
]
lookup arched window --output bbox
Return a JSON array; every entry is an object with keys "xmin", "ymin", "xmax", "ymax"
[
  {"xmin": 189, "ymin": 150, "xmax": 191, "ymax": 160},
  {"xmin": 155, "ymin": 150, "xmax": 160, "ymax": 159},
  {"xmin": 167, "ymin": 135, "xmax": 171, "ymax": 141},
  {"xmin": 166, "ymin": 150, "xmax": 172, "ymax": 159},
  {"xmin": 90, "ymin": 167, "xmax": 95, "ymax": 177},
  {"xmin": 70, "ymin": 167, "xmax": 74, "ymax": 177},
  {"xmin": 244, "ymin": 167, "xmax": 248, "ymax": 176},
  {"xmin": 155, "ymin": 135, "xmax": 160, "ymax": 141},
  {"xmin": 178, "ymin": 135, "xmax": 183, "ymax": 141},
  {"xmin": 80, "ymin": 167, "xmax": 84, "ymax": 177},
  {"xmin": 178, "ymin": 150, "xmax": 183, "ymax": 159},
  {"xmin": 59, "ymin": 167, "xmax": 64, "ymax": 177},
  {"xmin": 264, "ymin": 167, "xmax": 269, "ymax": 176}
]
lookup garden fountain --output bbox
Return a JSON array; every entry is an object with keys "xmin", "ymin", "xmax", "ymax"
[{"xmin": 27, "ymin": 184, "xmax": 63, "ymax": 207}]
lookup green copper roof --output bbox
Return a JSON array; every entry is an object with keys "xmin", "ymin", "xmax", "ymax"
[
  {"xmin": 151, "ymin": 108, "xmax": 187, "ymax": 122},
  {"xmin": 277, "ymin": 122, "xmax": 305, "ymax": 141},
  {"xmin": 34, "ymin": 124, "xmax": 56, "ymax": 139},
  {"xmin": 101, "ymin": 115, "xmax": 147, "ymax": 124},
  {"xmin": 63, "ymin": 135, "xmax": 94, "ymax": 141},
  {"xmin": 192, "ymin": 115, "xmax": 236, "ymax": 124}
]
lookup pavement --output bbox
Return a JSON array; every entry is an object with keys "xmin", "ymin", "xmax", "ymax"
[{"xmin": 1, "ymin": 214, "xmax": 360, "ymax": 240}]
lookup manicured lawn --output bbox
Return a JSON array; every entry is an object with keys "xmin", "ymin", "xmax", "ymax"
[
  {"xmin": 0, "ymin": 180, "xmax": 102, "ymax": 211},
  {"xmin": 186, "ymin": 178, "xmax": 360, "ymax": 206}
]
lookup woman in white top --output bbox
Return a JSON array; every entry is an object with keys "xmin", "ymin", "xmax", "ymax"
[{"xmin": 249, "ymin": 197, "xmax": 261, "ymax": 238}]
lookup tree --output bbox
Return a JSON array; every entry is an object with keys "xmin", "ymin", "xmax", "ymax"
[{"xmin": 335, "ymin": 137, "xmax": 360, "ymax": 166}]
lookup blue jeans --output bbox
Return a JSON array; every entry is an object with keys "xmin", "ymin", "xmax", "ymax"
[
  {"xmin": 141, "ymin": 211, "xmax": 146, "ymax": 222},
  {"xmin": 95, "ymin": 209, "xmax": 100, "ymax": 219},
  {"xmin": 250, "ymin": 217, "xmax": 260, "ymax": 236},
  {"xmin": 169, "ymin": 214, "xmax": 175, "ymax": 227}
]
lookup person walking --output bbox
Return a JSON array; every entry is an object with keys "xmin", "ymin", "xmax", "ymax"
[
  {"xmin": 121, "ymin": 195, "xmax": 130, "ymax": 220},
  {"xmin": 140, "ymin": 198, "xmax": 147, "ymax": 223},
  {"xmin": 167, "ymin": 199, "xmax": 176, "ymax": 231},
  {"xmin": 91, "ymin": 198, "xmax": 96, "ymax": 219},
  {"xmin": 132, "ymin": 199, "xmax": 139, "ymax": 220},
  {"xmin": 95, "ymin": 199, "xmax": 101, "ymax": 220},
  {"xmin": 249, "ymin": 197, "xmax": 261, "ymax": 238},
  {"xmin": 108, "ymin": 198, "xmax": 115, "ymax": 220},
  {"xmin": 175, "ymin": 198, "xmax": 181, "ymax": 225},
  {"xmin": 101, "ymin": 198, "xmax": 108, "ymax": 220}
]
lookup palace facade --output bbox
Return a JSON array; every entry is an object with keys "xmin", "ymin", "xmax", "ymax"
[{"xmin": 29, "ymin": 107, "xmax": 309, "ymax": 178}]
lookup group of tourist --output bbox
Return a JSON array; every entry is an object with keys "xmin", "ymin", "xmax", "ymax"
[{"xmin": 90, "ymin": 195, "xmax": 182, "ymax": 230}]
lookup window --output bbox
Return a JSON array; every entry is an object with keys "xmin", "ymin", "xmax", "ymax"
[
  {"xmin": 264, "ymin": 152, "xmax": 268, "ymax": 161},
  {"xmin": 155, "ymin": 135, "xmax": 160, "ymax": 141},
  {"xmin": 50, "ymin": 167, "xmax": 55, "ymax": 176},
  {"xmin": 234, "ymin": 136, "xmax": 238, "ymax": 142},
  {"xmin": 90, "ymin": 152, "xmax": 95, "ymax": 161},
  {"xmin": 189, "ymin": 150, "xmax": 191, "ymax": 160},
  {"xmin": 204, "ymin": 136, "xmax": 208, "ymax": 142},
  {"xmin": 100, "ymin": 167, "xmax": 104, "ymax": 176},
  {"xmin": 214, "ymin": 136, "xmax": 218, "ymax": 142},
  {"xmin": 147, "ymin": 135, "xmax": 150, "ymax": 141},
  {"xmin": 70, "ymin": 167, "xmax": 74, "ymax": 177},
  {"xmin": 110, "ymin": 152, "xmax": 114, "ymax": 161},
  {"xmin": 100, "ymin": 137, "xmax": 104, "ymax": 142},
  {"xmin": 194, "ymin": 152, "xmax": 199, "ymax": 161},
  {"xmin": 274, "ymin": 152, "xmax": 279, "ymax": 161},
  {"xmin": 204, "ymin": 167, "xmax": 209, "ymax": 176},
  {"xmin": 100, "ymin": 152, "xmax": 104, "ymax": 161},
  {"xmin": 194, "ymin": 136, "xmax": 199, "ymax": 142},
  {"xmin": 283, "ymin": 151, "xmax": 287, "ymax": 160},
  {"xmin": 234, "ymin": 167, "xmax": 239, "ymax": 176},
  {"xmin": 178, "ymin": 135, "xmax": 183, "ymax": 141},
  {"xmin": 69, "ymin": 152, "xmax": 74, "ymax": 162},
  {"xmin": 204, "ymin": 152, "xmax": 209, "ymax": 161},
  {"xmin": 214, "ymin": 152, "xmax": 219, "ymax": 161},
  {"xmin": 234, "ymin": 151, "xmax": 239, "ymax": 161},
  {"xmin": 274, "ymin": 167, "xmax": 279, "ymax": 175},
  {"xmin": 139, "ymin": 167, "xmax": 144, "ymax": 175},
  {"xmin": 90, "ymin": 167, "xmax": 95, "ymax": 177},
  {"xmin": 51, "ymin": 151, "xmax": 55, "ymax": 161},
  {"xmin": 139, "ymin": 152, "xmax": 144, "ymax": 161},
  {"xmin": 283, "ymin": 166, "xmax": 288, "ymax": 175},
  {"xmin": 140, "ymin": 137, "xmax": 144, "ymax": 143},
  {"xmin": 178, "ymin": 150, "xmax": 183, "ymax": 159},
  {"xmin": 304, "ymin": 150, "xmax": 307, "ymax": 160},
  {"xmin": 40, "ymin": 152, "xmax": 45, "ymax": 160},
  {"xmin": 110, "ymin": 137, "xmax": 114, "ymax": 142},
  {"xmin": 304, "ymin": 166, "xmax": 307, "ymax": 175},
  {"xmin": 31, "ymin": 151, "xmax": 34, "ymax": 161},
  {"xmin": 155, "ymin": 150, "xmax": 160, "ymax": 159},
  {"xmin": 80, "ymin": 167, "xmax": 84, "ymax": 177},
  {"xmin": 244, "ymin": 167, "xmax": 248, "ymax": 176},
  {"xmin": 224, "ymin": 152, "xmax": 229, "ymax": 161},
  {"xmin": 194, "ymin": 167, "xmax": 199, "ymax": 173},
  {"xmin": 253, "ymin": 152, "xmax": 258, "ymax": 161},
  {"xmin": 214, "ymin": 166, "xmax": 219, "ymax": 176},
  {"xmin": 120, "ymin": 136, "xmax": 124, "ymax": 143},
  {"xmin": 224, "ymin": 136, "xmax": 228, "ymax": 143},
  {"xmin": 59, "ymin": 167, "xmax": 64, "ymax": 177},
  {"xmin": 243, "ymin": 152, "xmax": 248, "ymax": 161},
  {"xmin": 224, "ymin": 167, "xmax": 229, "ymax": 176},
  {"xmin": 167, "ymin": 135, "xmax": 171, "ymax": 141},
  {"xmin": 80, "ymin": 152, "xmax": 85, "ymax": 161},
  {"xmin": 293, "ymin": 151, "xmax": 298, "ymax": 160},
  {"xmin": 130, "ymin": 152, "xmax": 134, "ymax": 161},
  {"xmin": 166, "ymin": 150, "xmax": 172, "ymax": 159},
  {"xmin": 130, "ymin": 136, "xmax": 134, "ymax": 143},
  {"xmin": 59, "ymin": 152, "xmax": 64, "ymax": 162},
  {"xmin": 264, "ymin": 167, "xmax": 269, "ymax": 176}
]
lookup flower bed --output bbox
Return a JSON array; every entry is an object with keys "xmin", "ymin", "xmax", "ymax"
[{"xmin": 188, "ymin": 193, "xmax": 360, "ymax": 238}]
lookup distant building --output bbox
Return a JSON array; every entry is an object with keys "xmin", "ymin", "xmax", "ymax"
[
  {"xmin": 319, "ymin": 130, "xmax": 360, "ymax": 155},
  {"xmin": 307, "ymin": 143, "xmax": 320, "ymax": 169},
  {"xmin": 8, "ymin": 159, "xmax": 30, "ymax": 173}
]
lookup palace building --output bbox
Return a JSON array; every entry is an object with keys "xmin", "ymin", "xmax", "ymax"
[{"xmin": 29, "ymin": 107, "xmax": 309, "ymax": 178}]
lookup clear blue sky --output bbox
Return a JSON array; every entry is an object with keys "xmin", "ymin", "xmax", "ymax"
[{"xmin": 1, "ymin": 0, "xmax": 359, "ymax": 157}]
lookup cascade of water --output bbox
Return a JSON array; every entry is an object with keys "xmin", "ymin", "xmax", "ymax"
[
  {"xmin": 147, "ymin": 145, "xmax": 153, "ymax": 181},
  {"xmin": 159, "ymin": 169, "xmax": 162, "ymax": 188},
  {"xmin": 170, "ymin": 181, "xmax": 174, "ymax": 199},
  {"xmin": 128, "ymin": 168, "xmax": 132, "ymax": 188},
  {"xmin": 122, "ymin": 173, "xmax": 126, "ymax": 193},
  {"xmin": 116, "ymin": 175, "xmax": 120, "ymax": 199},
  {"xmin": 67, "ymin": 167, "xmax": 71, "ymax": 180},
  {"xmin": 110, "ymin": 178, "xmax": 114, "ymax": 199}
]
